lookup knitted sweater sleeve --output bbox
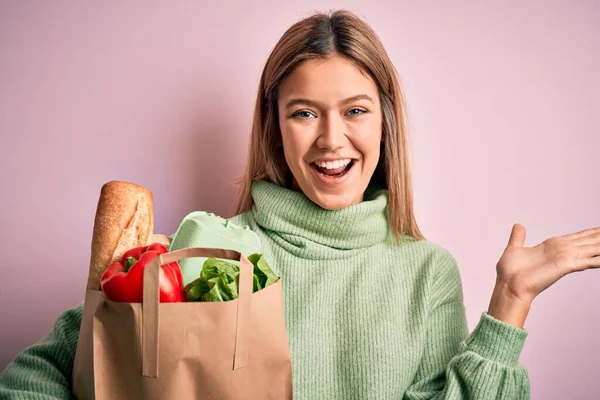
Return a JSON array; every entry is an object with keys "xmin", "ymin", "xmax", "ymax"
[
  {"xmin": 403, "ymin": 251, "xmax": 530, "ymax": 399},
  {"xmin": 0, "ymin": 303, "xmax": 83, "ymax": 400}
]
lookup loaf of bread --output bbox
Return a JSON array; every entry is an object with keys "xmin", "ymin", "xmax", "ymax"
[{"xmin": 86, "ymin": 181, "xmax": 154, "ymax": 290}]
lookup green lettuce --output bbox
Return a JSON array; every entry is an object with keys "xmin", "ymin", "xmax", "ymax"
[{"xmin": 184, "ymin": 254, "xmax": 278, "ymax": 302}]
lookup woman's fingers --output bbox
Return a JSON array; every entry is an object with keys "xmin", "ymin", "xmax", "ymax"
[
  {"xmin": 578, "ymin": 244, "xmax": 600, "ymax": 258},
  {"xmin": 573, "ymin": 232, "xmax": 600, "ymax": 246},
  {"xmin": 570, "ymin": 256, "xmax": 600, "ymax": 272},
  {"xmin": 565, "ymin": 227, "xmax": 600, "ymax": 242},
  {"xmin": 585, "ymin": 257, "xmax": 600, "ymax": 269}
]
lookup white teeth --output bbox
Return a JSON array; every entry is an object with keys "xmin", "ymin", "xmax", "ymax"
[{"xmin": 314, "ymin": 159, "xmax": 351, "ymax": 169}]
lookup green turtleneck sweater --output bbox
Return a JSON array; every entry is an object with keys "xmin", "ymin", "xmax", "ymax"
[{"xmin": 0, "ymin": 180, "xmax": 530, "ymax": 399}]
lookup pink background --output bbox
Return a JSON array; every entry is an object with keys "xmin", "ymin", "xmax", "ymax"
[{"xmin": 1, "ymin": 1, "xmax": 598, "ymax": 398}]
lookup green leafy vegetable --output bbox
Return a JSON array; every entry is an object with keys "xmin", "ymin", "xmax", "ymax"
[
  {"xmin": 184, "ymin": 253, "xmax": 278, "ymax": 302},
  {"xmin": 249, "ymin": 253, "xmax": 279, "ymax": 290}
]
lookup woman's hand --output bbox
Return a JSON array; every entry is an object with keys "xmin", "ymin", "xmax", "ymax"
[{"xmin": 487, "ymin": 224, "xmax": 600, "ymax": 328}]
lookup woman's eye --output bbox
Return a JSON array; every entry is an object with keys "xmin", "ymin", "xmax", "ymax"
[
  {"xmin": 292, "ymin": 110, "xmax": 316, "ymax": 119},
  {"xmin": 347, "ymin": 108, "xmax": 366, "ymax": 116}
]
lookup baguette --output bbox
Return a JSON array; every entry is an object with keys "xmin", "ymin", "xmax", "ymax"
[{"xmin": 86, "ymin": 181, "xmax": 154, "ymax": 290}]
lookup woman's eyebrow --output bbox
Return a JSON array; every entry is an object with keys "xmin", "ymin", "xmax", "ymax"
[
  {"xmin": 285, "ymin": 94, "xmax": 374, "ymax": 109},
  {"xmin": 285, "ymin": 98, "xmax": 319, "ymax": 109},
  {"xmin": 340, "ymin": 94, "xmax": 374, "ymax": 105}
]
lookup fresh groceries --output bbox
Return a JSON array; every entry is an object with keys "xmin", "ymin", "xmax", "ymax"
[
  {"xmin": 100, "ymin": 243, "xmax": 185, "ymax": 303},
  {"xmin": 86, "ymin": 180, "xmax": 279, "ymax": 304},
  {"xmin": 99, "ymin": 244, "xmax": 278, "ymax": 303},
  {"xmin": 184, "ymin": 254, "xmax": 278, "ymax": 302}
]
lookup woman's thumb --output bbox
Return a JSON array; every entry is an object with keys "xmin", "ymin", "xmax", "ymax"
[{"xmin": 507, "ymin": 223, "xmax": 527, "ymax": 248}]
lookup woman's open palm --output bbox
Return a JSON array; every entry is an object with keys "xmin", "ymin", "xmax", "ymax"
[{"xmin": 496, "ymin": 224, "xmax": 600, "ymax": 304}]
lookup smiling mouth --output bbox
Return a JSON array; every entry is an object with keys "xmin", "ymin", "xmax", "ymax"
[{"xmin": 311, "ymin": 159, "xmax": 356, "ymax": 178}]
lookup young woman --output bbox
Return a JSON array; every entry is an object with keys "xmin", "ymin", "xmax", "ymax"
[{"xmin": 1, "ymin": 10, "xmax": 599, "ymax": 400}]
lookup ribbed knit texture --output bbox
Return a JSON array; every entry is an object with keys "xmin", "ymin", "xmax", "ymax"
[{"xmin": 0, "ymin": 179, "xmax": 530, "ymax": 399}]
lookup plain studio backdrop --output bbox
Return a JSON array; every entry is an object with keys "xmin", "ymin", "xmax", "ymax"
[{"xmin": 0, "ymin": 1, "xmax": 598, "ymax": 398}]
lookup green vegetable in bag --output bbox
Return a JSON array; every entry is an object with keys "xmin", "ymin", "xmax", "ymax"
[{"xmin": 184, "ymin": 254, "xmax": 278, "ymax": 302}]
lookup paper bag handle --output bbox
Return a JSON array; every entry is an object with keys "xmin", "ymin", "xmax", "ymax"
[{"xmin": 142, "ymin": 247, "xmax": 253, "ymax": 377}]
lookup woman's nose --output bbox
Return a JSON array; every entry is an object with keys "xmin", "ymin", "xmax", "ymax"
[{"xmin": 316, "ymin": 114, "xmax": 346, "ymax": 151}]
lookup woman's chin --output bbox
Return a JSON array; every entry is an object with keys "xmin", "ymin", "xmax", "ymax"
[
  {"xmin": 308, "ymin": 191, "xmax": 359, "ymax": 210},
  {"xmin": 293, "ymin": 174, "xmax": 365, "ymax": 210}
]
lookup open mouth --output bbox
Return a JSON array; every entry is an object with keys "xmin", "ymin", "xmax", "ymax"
[{"xmin": 311, "ymin": 159, "xmax": 356, "ymax": 179}]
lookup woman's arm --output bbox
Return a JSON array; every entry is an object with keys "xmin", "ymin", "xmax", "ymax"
[
  {"xmin": 0, "ymin": 304, "xmax": 84, "ymax": 400},
  {"xmin": 403, "ymin": 251, "xmax": 530, "ymax": 400},
  {"xmin": 0, "ymin": 234, "xmax": 173, "ymax": 399},
  {"xmin": 404, "ymin": 223, "xmax": 600, "ymax": 399}
]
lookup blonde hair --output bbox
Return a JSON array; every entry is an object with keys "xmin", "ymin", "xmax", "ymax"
[{"xmin": 233, "ymin": 10, "xmax": 424, "ymax": 241}]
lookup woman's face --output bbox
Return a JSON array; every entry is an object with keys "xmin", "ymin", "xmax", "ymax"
[{"xmin": 277, "ymin": 55, "xmax": 383, "ymax": 210}]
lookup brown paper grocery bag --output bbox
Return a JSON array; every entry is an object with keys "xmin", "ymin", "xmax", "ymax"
[{"xmin": 72, "ymin": 247, "xmax": 292, "ymax": 399}]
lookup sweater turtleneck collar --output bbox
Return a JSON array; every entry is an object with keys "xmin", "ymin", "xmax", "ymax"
[{"xmin": 250, "ymin": 180, "xmax": 390, "ymax": 259}]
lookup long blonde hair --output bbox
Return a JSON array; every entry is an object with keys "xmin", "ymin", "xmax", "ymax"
[{"xmin": 233, "ymin": 10, "xmax": 424, "ymax": 241}]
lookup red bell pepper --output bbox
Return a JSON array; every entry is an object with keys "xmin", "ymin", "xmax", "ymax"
[{"xmin": 100, "ymin": 243, "xmax": 185, "ymax": 303}]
